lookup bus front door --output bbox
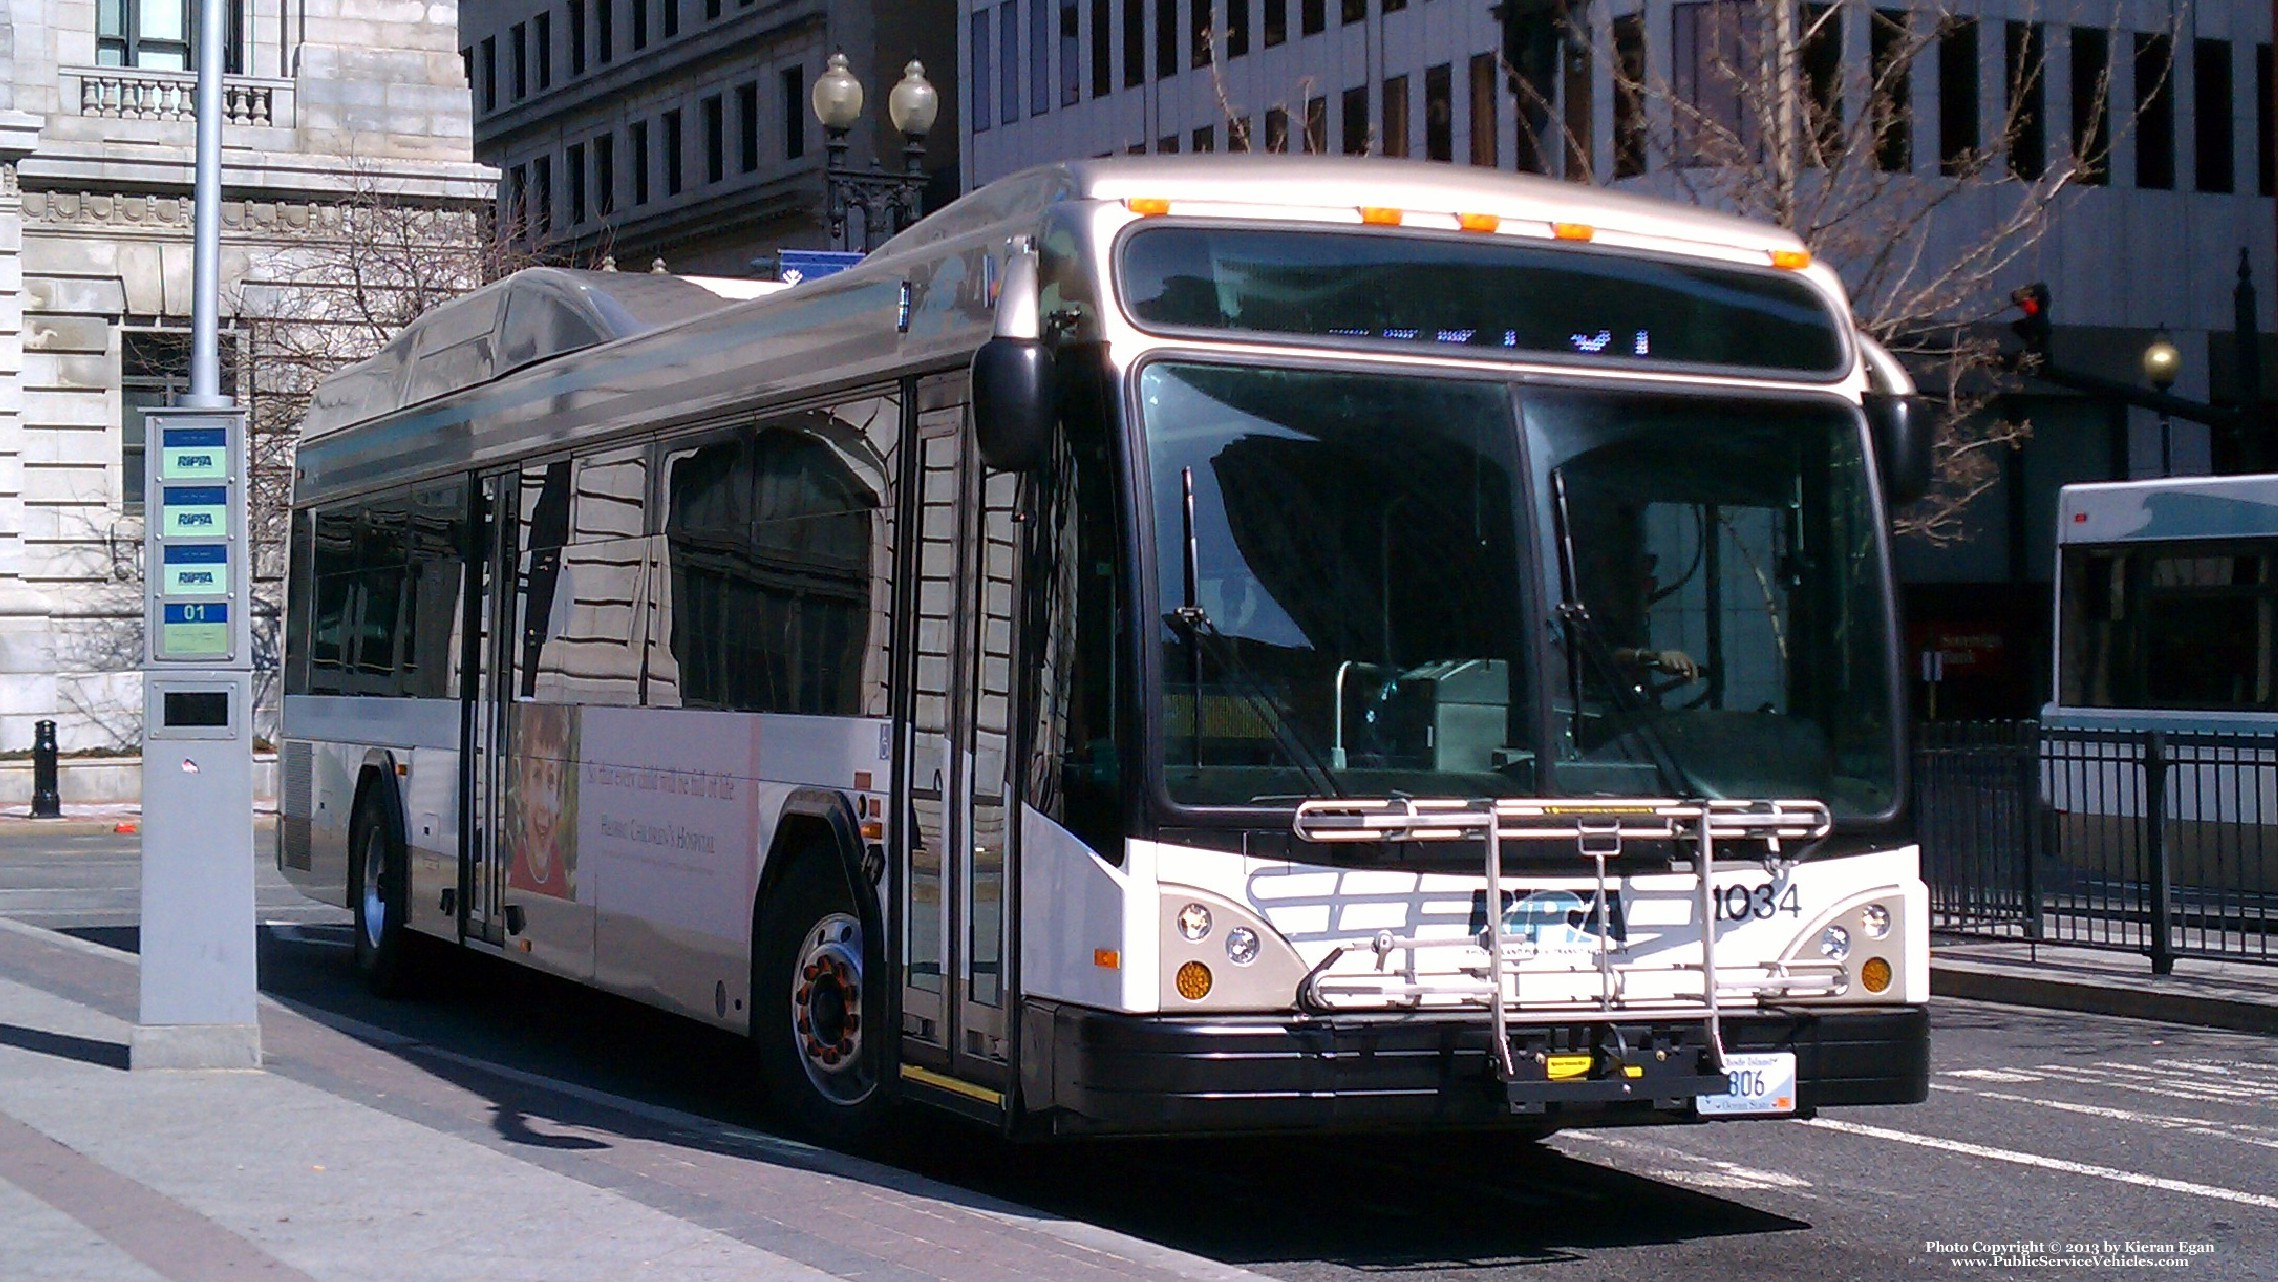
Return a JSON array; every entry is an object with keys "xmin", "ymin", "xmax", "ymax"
[
  {"xmin": 899, "ymin": 387, "xmax": 1017, "ymax": 1100},
  {"xmin": 459, "ymin": 470, "xmax": 515, "ymax": 947}
]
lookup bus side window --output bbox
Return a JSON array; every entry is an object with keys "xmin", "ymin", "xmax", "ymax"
[{"xmin": 1026, "ymin": 395, "xmax": 1126, "ymax": 860}]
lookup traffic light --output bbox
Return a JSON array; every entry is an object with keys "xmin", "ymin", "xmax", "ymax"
[{"xmin": 2009, "ymin": 283, "xmax": 2052, "ymax": 364}]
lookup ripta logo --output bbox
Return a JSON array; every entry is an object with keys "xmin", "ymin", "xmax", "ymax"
[{"xmin": 1468, "ymin": 888, "xmax": 1629, "ymax": 953}]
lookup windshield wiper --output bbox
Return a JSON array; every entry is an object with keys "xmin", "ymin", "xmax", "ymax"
[
  {"xmin": 1549, "ymin": 470, "xmax": 1700, "ymax": 800},
  {"xmin": 1172, "ymin": 465, "xmax": 1345, "ymax": 801}
]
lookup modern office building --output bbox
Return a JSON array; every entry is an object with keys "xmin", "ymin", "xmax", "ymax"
[
  {"xmin": 459, "ymin": 0, "xmax": 960, "ymax": 274},
  {"xmin": 957, "ymin": 0, "xmax": 2277, "ymax": 716},
  {"xmin": 0, "ymin": 1, "xmax": 492, "ymax": 759}
]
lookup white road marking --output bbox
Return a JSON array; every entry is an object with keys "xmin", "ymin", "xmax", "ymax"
[
  {"xmin": 2035, "ymin": 1061, "xmax": 2275, "ymax": 1107},
  {"xmin": 1943, "ymin": 1068, "xmax": 2043, "ymax": 1083},
  {"xmin": 1564, "ymin": 1131, "xmax": 1816, "ymax": 1192},
  {"xmin": 1800, "ymin": 1117, "xmax": 2278, "ymax": 1210},
  {"xmin": 1931, "ymin": 1082, "xmax": 2278, "ymax": 1148}
]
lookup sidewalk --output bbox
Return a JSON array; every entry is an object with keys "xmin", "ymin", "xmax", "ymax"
[
  {"xmin": 0, "ymin": 803, "xmax": 146, "ymax": 834},
  {"xmin": 1931, "ymin": 935, "xmax": 2278, "ymax": 1035},
  {"xmin": 0, "ymin": 915, "xmax": 1264, "ymax": 1282}
]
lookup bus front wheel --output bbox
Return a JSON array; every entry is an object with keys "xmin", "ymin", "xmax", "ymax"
[
  {"xmin": 349, "ymin": 787, "xmax": 415, "ymax": 997},
  {"xmin": 754, "ymin": 855, "xmax": 890, "ymax": 1145}
]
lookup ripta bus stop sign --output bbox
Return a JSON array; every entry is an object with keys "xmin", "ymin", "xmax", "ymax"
[{"xmin": 135, "ymin": 404, "xmax": 262, "ymax": 1070}]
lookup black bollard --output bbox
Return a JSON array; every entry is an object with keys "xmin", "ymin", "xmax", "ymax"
[{"xmin": 30, "ymin": 719, "xmax": 62, "ymax": 819}]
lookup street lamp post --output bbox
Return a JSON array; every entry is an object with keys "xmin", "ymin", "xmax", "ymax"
[
  {"xmin": 2143, "ymin": 326, "xmax": 2182, "ymax": 475},
  {"xmin": 811, "ymin": 54, "xmax": 937, "ymax": 253}
]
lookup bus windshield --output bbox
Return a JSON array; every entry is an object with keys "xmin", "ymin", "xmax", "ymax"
[{"xmin": 1139, "ymin": 362, "xmax": 1897, "ymax": 819}]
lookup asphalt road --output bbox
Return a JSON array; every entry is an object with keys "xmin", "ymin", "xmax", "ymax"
[{"xmin": 5, "ymin": 826, "xmax": 2274, "ymax": 1281}]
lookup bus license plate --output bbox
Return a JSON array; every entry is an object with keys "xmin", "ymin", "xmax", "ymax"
[{"xmin": 1696, "ymin": 1052, "xmax": 1797, "ymax": 1116}]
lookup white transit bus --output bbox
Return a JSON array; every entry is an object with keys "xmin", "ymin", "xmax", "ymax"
[
  {"xmin": 280, "ymin": 156, "xmax": 1933, "ymax": 1140},
  {"xmin": 2045, "ymin": 474, "xmax": 2278, "ymax": 917}
]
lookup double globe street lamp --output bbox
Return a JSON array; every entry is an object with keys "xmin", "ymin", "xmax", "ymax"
[{"xmin": 810, "ymin": 53, "xmax": 937, "ymax": 253}]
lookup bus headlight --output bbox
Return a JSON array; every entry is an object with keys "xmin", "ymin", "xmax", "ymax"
[
  {"xmin": 1225, "ymin": 927, "xmax": 1260, "ymax": 965},
  {"xmin": 1818, "ymin": 924, "xmax": 1851, "ymax": 961},
  {"xmin": 1177, "ymin": 903, "xmax": 1212, "ymax": 941},
  {"xmin": 1861, "ymin": 904, "xmax": 1891, "ymax": 939}
]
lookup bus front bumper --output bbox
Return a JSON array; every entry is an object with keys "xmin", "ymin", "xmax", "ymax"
[{"xmin": 1018, "ymin": 1000, "xmax": 1928, "ymax": 1137}]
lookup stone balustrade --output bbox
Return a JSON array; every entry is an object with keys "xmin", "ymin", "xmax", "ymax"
[{"xmin": 65, "ymin": 66, "xmax": 294, "ymax": 128}]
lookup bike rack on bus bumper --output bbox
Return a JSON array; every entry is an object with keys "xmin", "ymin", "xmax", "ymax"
[{"xmin": 1289, "ymin": 797, "xmax": 1835, "ymax": 1112}]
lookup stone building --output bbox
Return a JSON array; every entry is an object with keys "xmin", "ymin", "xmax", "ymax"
[
  {"xmin": 458, "ymin": 0, "xmax": 959, "ymax": 275},
  {"xmin": 0, "ymin": 2, "xmax": 493, "ymax": 756}
]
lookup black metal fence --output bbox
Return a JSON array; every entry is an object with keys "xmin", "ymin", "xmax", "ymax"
[{"xmin": 1915, "ymin": 720, "xmax": 2278, "ymax": 971}]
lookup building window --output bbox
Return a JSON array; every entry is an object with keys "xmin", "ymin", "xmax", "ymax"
[
  {"xmin": 1227, "ymin": 115, "xmax": 1249, "ymax": 150},
  {"xmin": 1124, "ymin": 0, "xmax": 1144, "ymax": 87},
  {"xmin": 480, "ymin": 36, "xmax": 498, "ymax": 111},
  {"xmin": 1380, "ymin": 74, "xmax": 1409, "ymax": 158},
  {"xmin": 782, "ymin": 66, "xmax": 805, "ymax": 159},
  {"xmin": 594, "ymin": 133, "xmax": 615, "ymax": 214},
  {"xmin": 1156, "ymin": 0, "xmax": 1175, "ymax": 79},
  {"xmin": 97, "ymin": 0, "xmax": 208, "ymax": 71},
  {"xmin": 630, "ymin": 120, "xmax": 650, "ymax": 204},
  {"xmin": 1092, "ymin": 0, "xmax": 1111, "ymax": 97},
  {"xmin": 2259, "ymin": 44, "xmax": 2273, "ymax": 196},
  {"xmin": 2194, "ymin": 38, "xmax": 2233, "ymax": 193},
  {"xmin": 1264, "ymin": 0, "xmax": 1286, "ymax": 47},
  {"xmin": 1305, "ymin": 93, "xmax": 1326, "ymax": 152},
  {"xmin": 1425, "ymin": 62, "xmax": 1452, "ymax": 161},
  {"xmin": 508, "ymin": 163, "xmax": 528, "ymax": 233},
  {"xmin": 567, "ymin": 142, "xmax": 588, "ymax": 223},
  {"xmin": 1157, "ymin": 133, "xmax": 1178, "ymax": 153},
  {"xmin": 512, "ymin": 22, "xmax": 528, "ymax": 99},
  {"xmin": 1938, "ymin": 17, "xmax": 1978, "ymax": 175},
  {"xmin": 1001, "ymin": 2, "xmax": 1019, "ymax": 123},
  {"xmin": 1193, "ymin": 0, "xmax": 1213, "ymax": 68},
  {"xmin": 1802, "ymin": 5, "xmax": 1842, "ymax": 163},
  {"xmin": 2136, "ymin": 33, "xmax": 2174, "ymax": 190},
  {"xmin": 535, "ymin": 12, "xmax": 553, "ymax": 90},
  {"xmin": 1192, "ymin": 123, "xmax": 1214, "ymax": 151},
  {"xmin": 663, "ymin": 0, "xmax": 678, "ymax": 38},
  {"xmin": 1034, "ymin": 0, "xmax": 1054, "ymax": 114},
  {"xmin": 597, "ymin": 0, "xmax": 613, "ymax": 63},
  {"xmin": 1302, "ymin": 0, "xmax": 1324, "ymax": 38},
  {"xmin": 662, "ymin": 107, "xmax": 683, "ymax": 195},
  {"xmin": 1562, "ymin": 47, "xmax": 1591, "ymax": 179},
  {"xmin": 737, "ymin": 81, "xmax": 759, "ymax": 171},
  {"xmin": 2072, "ymin": 26, "xmax": 2109, "ymax": 185},
  {"xmin": 974, "ymin": 9, "xmax": 993, "ymax": 130},
  {"xmin": 569, "ymin": 0, "xmax": 587, "ymax": 75},
  {"xmin": 1062, "ymin": 0, "xmax": 1082, "ymax": 105},
  {"xmin": 1265, "ymin": 105, "xmax": 1289, "ymax": 152},
  {"xmin": 1341, "ymin": 0, "xmax": 1362, "ymax": 24},
  {"xmin": 1871, "ymin": 9, "xmax": 1912, "ymax": 172},
  {"xmin": 1673, "ymin": 1, "xmax": 1750, "ymax": 165},
  {"xmin": 1613, "ymin": 14, "xmax": 1647, "ymax": 176},
  {"xmin": 703, "ymin": 94, "xmax": 724, "ymax": 183},
  {"xmin": 531, "ymin": 154, "xmax": 552, "ymax": 236},
  {"xmin": 2005, "ymin": 21, "xmax": 2044, "ymax": 180},
  {"xmin": 1340, "ymin": 84, "xmax": 1366, "ymax": 154},
  {"xmin": 122, "ymin": 331, "xmax": 194, "ymax": 511},
  {"xmin": 707, "ymin": 0, "xmax": 721, "ymax": 17},
  {"xmin": 1228, "ymin": 0, "xmax": 1247, "ymax": 56},
  {"xmin": 1469, "ymin": 51, "xmax": 1498, "ymax": 166},
  {"xmin": 632, "ymin": 0, "xmax": 648, "ymax": 51}
]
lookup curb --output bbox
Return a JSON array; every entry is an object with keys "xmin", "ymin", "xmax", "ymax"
[{"xmin": 1931, "ymin": 962, "xmax": 2278, "ymax": 1036}]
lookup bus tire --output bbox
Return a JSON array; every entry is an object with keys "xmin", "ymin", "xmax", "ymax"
[
  {"xmin": 754, "ymin": 854, "xmax": 890, "ymax": 1145},
  {"xmin": 349, "ymin": 786, "xmax": 416, "ymax": 998}
]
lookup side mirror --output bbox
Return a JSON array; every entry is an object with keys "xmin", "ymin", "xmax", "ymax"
[
  {"xmin": 971, "ymin": 246, "xmax": 1054, "ymax": 473},
  {"xmin": 1859, "ymin": 336, "xmax": 1932, "ymax": 507}
]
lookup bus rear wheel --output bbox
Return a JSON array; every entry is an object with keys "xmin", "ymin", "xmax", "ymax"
[
  {"xmin": 755, "ymin": 855, "xmax": 890, "ymax": 1145},
  {"xmin": 349, "ymin": 789, "xmax": 415, "ymax": 997}
]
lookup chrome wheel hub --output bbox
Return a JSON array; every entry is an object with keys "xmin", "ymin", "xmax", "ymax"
[
  {"xmin": 359, "ymin": 826, "xmax": 387, "ymax": 951},
  {"xmin": 791, "ymin": 912, "xmax": 871, "ymax": 1103}
]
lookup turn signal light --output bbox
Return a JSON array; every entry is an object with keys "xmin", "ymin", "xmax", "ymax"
[
  {"xmin": 1456, "ymin": 211, "xmax": 1501, "ymax": 232},
  {"xmin": 1175, "ymin": 960, "xmax": 1213, "ymax": 1000},
  {"xmin": 1359, "ymin": 206, "xmax": 1404, "ymax": 226},
  {"xmin": 1771, "ymin": 248, "xmax": 1812, "ymax": 270},
  {"xmin": 1093, "ymin": 948, "xmax": 1120, "ymax": 970},
  {"xmin": 1862, "ymin": 956, "xmax": 1893, "ymax": 993},
  {"xmin": 1551, "ymin": 222, "xmax": 1595, "ymax": 242},
  {"xmin": 1124, "ymin": 197, "xmax": 1171, "ymax": 216}
]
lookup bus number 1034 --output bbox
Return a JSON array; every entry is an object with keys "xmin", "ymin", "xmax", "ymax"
[{"xmin": 1716, "ymin": 883, "xmax": 1801, "ymax": 922}]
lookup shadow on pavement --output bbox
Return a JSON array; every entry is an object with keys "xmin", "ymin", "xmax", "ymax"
[{"xmin": 0, "ymin": 1021, "xmax": 129, "ymax": 1071}]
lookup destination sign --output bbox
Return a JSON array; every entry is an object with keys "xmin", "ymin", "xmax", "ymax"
[
  {"xmin": 162, "ymin": 543, "xmax": 227, "ymax": 596},
  {"xmin": 159, "ymin": 426, "xmax": 229, "ymax": 480},
  {"xmin": 161, "ymin": 485, "xmax": 228, "ymax": 537},
  {"xmin": 159, "ymin": 601, "xmax": 229, "ymax": 659}
]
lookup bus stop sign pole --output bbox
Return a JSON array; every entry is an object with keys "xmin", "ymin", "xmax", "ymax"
[{"xmin": 132, "ymin": 0, "xmax": 260, "ymax": 1071}]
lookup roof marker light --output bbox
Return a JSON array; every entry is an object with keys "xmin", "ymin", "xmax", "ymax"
[
  {"xmin": 1124, "ymin": 197, "xmax": 1171, "ymax": 216},
  {"xmin": 1551, "ymin": 222, "xmax": 1595, "ymax": 242},
  {"xmin": 1456, "ymin": 211, "xmax": 1501, "ymax": 232},
  {"xmin": 1359, "ymin": 206, "xmax": 1404, "ymax": 226},
  {"xmin": 1771, "ymin": 248, "xmax": 1812, "ymax": 269}
]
